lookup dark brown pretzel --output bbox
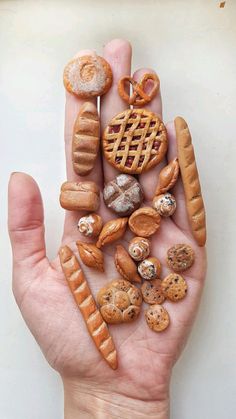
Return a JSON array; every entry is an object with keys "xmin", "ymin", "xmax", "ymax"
[{"xmin": 118, "ymin": 73, "xmax": 160, "ymax": 106}]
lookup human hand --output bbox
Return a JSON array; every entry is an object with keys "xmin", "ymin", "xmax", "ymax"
[{"xmin": 8, "ymin": 39, "xmax": 206, "ymax": 418}]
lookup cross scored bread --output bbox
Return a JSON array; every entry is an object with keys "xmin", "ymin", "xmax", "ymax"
[{"xmin": 103, "ymin": 109, "xmax": 168, "ymax": 174}]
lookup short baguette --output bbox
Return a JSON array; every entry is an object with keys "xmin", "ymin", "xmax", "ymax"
[
  {"xmin": 72, "ymin": 102, "xmax": 100, "ymax": 176},
  {"xmin": 59, "ymin": 245, "xmax": 117, "ymax": 370},
  {"xmin": 174, "ymin": 117, "xmax": 206, "ymax": 246}
]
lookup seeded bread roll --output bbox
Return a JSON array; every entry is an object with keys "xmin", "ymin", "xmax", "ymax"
[
  {"xmin": 59, "ymin": 245, "xmax": 117, "ymax": 370},
  {"xmin": 72, "ymin": 102, "xmax": 100, "ymax": 176},
  {"xmin": 174, "ymin": 117, "xmax": 206, "ymax": 246}
]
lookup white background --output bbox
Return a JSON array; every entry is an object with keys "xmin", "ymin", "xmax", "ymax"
[{"xmin": 0, "ymin": 0, "xmax": 236, "ymax": 418}]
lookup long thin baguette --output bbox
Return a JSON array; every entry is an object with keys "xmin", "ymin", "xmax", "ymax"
[
  {"xmin": 59, "ymin": 245, "xmax": 117, "ymax": 370},
  {"xmin": 174, "ymin": 117, "xmax": 206, "ymax": 246}
]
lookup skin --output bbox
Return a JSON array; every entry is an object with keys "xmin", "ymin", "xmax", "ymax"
[{"xmin": 8, "ymin": 39, "xmax": 206, "ymax": 418}]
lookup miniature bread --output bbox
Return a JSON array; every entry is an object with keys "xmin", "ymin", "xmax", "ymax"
[
  {"xmin": 72, "ymin": 102, "xmax": 100, "ymax": 176},
  {"xmin": 103, "ymin": 109, "xmax": 168, "ymax": 174},
  {"xmin": 103, "ymin": 174, "xmax": 143, "ymax": 217},
  {"xmin": 161, "ymin": 273, "xmax": 187, "ymax": 301},
  {"xmin": 145, "ymin": 304, "xmax": 170, "ymax": 332},
  {"xmin": 153, "ymin": 193, "xmax": 177, "ymax": 217},
  {"xmin": 96, "ymin": 217, "xmax": 128, "ymax": 248},
  {"xmin": 138, "ymin": 257, "xmax": 161, "ymax": 280},
  {"xmin": 118, "ymin": 73, "xmax": 160, "ymax": 106},
  {"xmin": 128, "ymin": 237, "xmax": 151, "ymax": 262},
  {"xmin": 166, "ymin": 243, "xmax": 195, "ymax": 272},
  {"xmin": 60, "ymin": 181, "xmax": 100, "ymax": 212},
  {"xmin": 78, "ymin": 213, "xmax": 103, "ymax": 238},
  {"xmin": 63, "ymin": 54, "xmax": 113, "ymax": 98},
  {"xmin": 59, "ymin": 245, "xmax": 117, "ymax": 370},
  {"xmin": 141, "ymin": 280, "xmax": 165, "ymax": 305},
  {"xmin": 97, "ymin": 279, "xmax": 142, "ymax": 324},
  {"xmin": 115, "ymin": 245, "xmax": 141, "ymax": 283},
  {"xmin": 128, "ymin": 207, "xmax": 161, "ymax": 237},
  {"xmin": 174, "ymin": 117, "xmax": 206, "ymax": 246},
  {"xmin": 76, "ymin": 242, "xmax": 104, "ymax": 272},
  {"xmin": 154, "ymin": 158, "xmax": 179, "ymax": 196}
]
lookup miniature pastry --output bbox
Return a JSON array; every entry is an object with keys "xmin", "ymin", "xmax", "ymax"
[
  {"xmin": 128, "ymin": 237, "xmax": 151, "ymax": 262},
  {"xmin": 72, "ymin": 102, "xmax": 100, "ymax": 176},
  {"xmin": 138, "ymin": 257, "xmax": 161, "ymax": 280},
  {"xmin": 63, "ymin": 54, "xmax": 112, "ymax": 98},
  {"xmin": 76, "ymin": 242, "xmax": 104, "ymax": 272},
  {"xmin": 141, "ymin": 280, "xmax": 165, "ymax": 305},
  {"xmin": 128, "ymin": 207, "xmax": 161, "ymax": 237},
  {"xmin": 161, "ymin": 273, "xmax": 187, "ymax": 301},
  {"xmin": 103, "ymin": 109, "xmax": 168, "ymax": 174},
  {"xmin": 97, "ymin": 279, "xmax": 142, "ymax": 324},
  {"xmin": 153, "ymin": 193, "xmax": 176, "ymax": 217},
  {"xmin": 145, "ymin": 304, "xmax": 170, "ymax": 332},
  {"xmin": 96, "ymin": 217, "xmax": 128, "ymax": 248},
  {"xmin": 78, "ymin": 213, "xmax": 103, "ymax": 238},
  {"xmin": 60, "ymin": 181, "xmax": 100, "ymax": 212},
  {"xmin": 166, "ymin": 244, "xmax": 195, "ymax": 272},
  {"xmin": 118, "ymin": 73, "xmax": 160, "ymax": 106},
  {"xmin": 59, "ymin": 246, "xmax": 117, "ymax": 370},
  {"xmin": 154, "ymin": 157, "xmax": 179, "ymax": 196},
  {"xmin": 115, "ymin": 245, "xmax": 141, "ymax": 283},
  {"xmin": 103, "ymin": 174, "xmax": 143, "ymax": 217},
  {"xmin": 175, "ymin": 117, "xmax": 206, "ymax": 246}
]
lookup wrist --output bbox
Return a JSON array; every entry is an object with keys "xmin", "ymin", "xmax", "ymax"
[{"xmin": 63, "ymin": 377, "xmax": 169, "ymax": 419}]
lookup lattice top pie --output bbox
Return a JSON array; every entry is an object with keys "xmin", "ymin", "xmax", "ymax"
[{"xmin": 103, "ymin": 109, "xmax": 168, "ymax": 174}]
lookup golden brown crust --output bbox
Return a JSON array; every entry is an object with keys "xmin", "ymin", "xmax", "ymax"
[
  {"xmin": 128, "ymin": 237, "xmax": 151, "ymax": 261},
  {"xmin": 166, "ymin": 243, "xmax": 195, "ymax": 272},
  {"xmin": 153, "ymin": 193, "xmax": 177, "ymax": 217},
  {"xmin": 76, "ymin": 242, "xmax": 104, "ymax": 272},
  {"xmin": 97, "ymin": 279, "xmax": 142, "ymax": 324},
  {"xmin": 72, "ymin": 102, "xmax": 100, "ymax": 176},
  {"xmin": 60, "ymin": 181, "xmax": 100, "ymax": 212},
  {"xmin": 161, "ymin": 273, "xmax": 187, "ymax": 301},
  {"xmin": 145, "ymin": 304, "xmax": 170, "ymax": 332},
  {"xmin": 96, "ymin": 217, "xmax": 128, "ymax": 248},
  {"xmin": 174, "ymin": 117, "xmax": 206, "ymax": 246},
  {"xmin": 63, "ymin": 54, "xmax": 113, "ymax": 98},
  {"xmin": 154, "ymin": 158, "xmax": 179, "ymax": 196},
  {"xmin": 138, "ymin": 257, "xmax": 161, "ymax": 280},
  {"xmin": 59, "ymin": 246, "xmax": 117, "ymax": 369},
  {"xmin": 118, "ymin": 73, "xmax": 160, "ymax": 106},
  {"xmin": 128, "ymin": 207, "xmax": 161, "ymax": 237},
  {"xmin": 103, "ymin": 109, "xmax": 168, "ymax": 174},
  {"xmin": 78, "ymin": 213, "xmax": 103, "ymax": 238},
  {"xmin": 141, "ymin": 280, "xmax": 165, "ymax": 305},
  {"xmin": 114, "ymin": 245, "xmax": 141, "ymax": 283}
]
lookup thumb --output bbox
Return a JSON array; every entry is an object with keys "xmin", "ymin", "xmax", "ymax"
[{"xmin": 8, "ymin": 173, "xmax": 49, "ymax": 299}]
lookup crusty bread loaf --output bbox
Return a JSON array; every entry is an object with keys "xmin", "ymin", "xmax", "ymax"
[
  {"xmin": 59, "ymin": 245, "xmax": 117, "ymax": 370},
  {"xmin": 174, "ymin": 117, "xmax": 206, "ymax": 246},
  {"xmin": 72, "ymin": 102, "xmax": 100, "ymax": 176},
  {"xmin": 60, "ymin": 181, "xmax": 100, "ymax": 212}
]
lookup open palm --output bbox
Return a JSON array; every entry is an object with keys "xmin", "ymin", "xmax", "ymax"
[{"xmin": 8, "ymin": 39, "xmax": 206, "ymax": 409}]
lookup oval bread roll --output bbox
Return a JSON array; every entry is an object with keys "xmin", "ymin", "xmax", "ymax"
[
  {"xmin": 174, "ymin": 116, "xmax": 206, "ymax": 246},
  {"xmin": 72, "ymin": 102, "xmax": 100, "ymax": 176}
]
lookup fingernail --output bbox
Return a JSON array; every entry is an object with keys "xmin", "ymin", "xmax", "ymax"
[{"xmin": 10, "ymin": 172, "xmax": 21, "ymax": 177}]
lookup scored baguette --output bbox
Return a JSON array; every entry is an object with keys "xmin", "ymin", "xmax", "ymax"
[
  {"xmin": 72, "ymin": 102, "xmax": 100, "ymax": 176},
  {"xmin": 174, "ymin": 117, "xmax": 206, "ymax": 246},
  {"xmin": 59, "ymin": 245, "xmax": 117, "ymax": 370}
]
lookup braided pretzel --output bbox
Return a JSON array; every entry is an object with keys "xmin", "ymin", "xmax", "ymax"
[
  {"xmin": 103, "ymin": 109, "xmax": 168, "ymax": 174},
  {"xmin": 118, "ymin": 73, "xmax": 160, "ymax": 106}
]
